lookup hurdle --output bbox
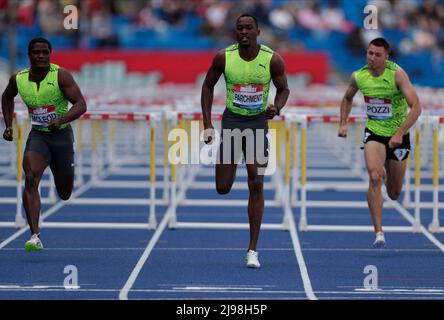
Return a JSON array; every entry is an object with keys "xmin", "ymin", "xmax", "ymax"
[
  {"xmin": 290, "ymin": 113, "xmax": 441, "ymax": 233},
  {"xmin": 0, "ymin": 110, "xmax": 166, "ymax": 230},
  {"xmin": 0, "ymin": 111, "xmax": 28, "ymax": 228},
  {"xmin": 426, "ymin": 116, "xmax": 443, "ymax": 232},
  {"xmin": 167, "ymin": 111, "xmax": 293, "ymax": 231}
]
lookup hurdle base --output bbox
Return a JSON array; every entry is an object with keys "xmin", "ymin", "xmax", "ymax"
[
  {"xmin": 171, "ymin": 222, "xmax": 289, "ymax": 231},
  {"xmin": 300, "ymin": 225, "xmax": 416, "ymax": 232},
  {"xmin": 41, "ymin": 222, "xmax": 156, "ymax": 230}
]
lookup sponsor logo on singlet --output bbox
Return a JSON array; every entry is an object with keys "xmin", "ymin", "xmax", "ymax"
[
  {"xmin": 233, "ymin": 84, "xmax": 264, "ymax": 110},
  {"xmin": 364, "ymin": 96, "xmax": 393, "ymax": 120},
  {"xmin": 28, "ymin": 105, "xmax": 57, "ymax": 127}
]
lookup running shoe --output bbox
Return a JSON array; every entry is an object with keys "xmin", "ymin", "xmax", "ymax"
[
  {"xmin": 25, "ymin": 234, "xmax": 44, "ymax": 252},
  {"xmin": 372, "ymin": 232, "xmax": 386, "ymax": 248},
  {"xmin": 245, "ymin": 250, "xmax": 261, "ymax": 268}
]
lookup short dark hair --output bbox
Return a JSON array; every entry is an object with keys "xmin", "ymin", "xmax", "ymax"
[
  {"xmin": 368, "ymin": 37, "xmax": 390, "ymax": 52},
  {"xmin": 236, "ymin": 13, "xmax": 258, "ymax": 28},
  {"xmin": 28, "ymin": 37, "xmax": 52, "ymax": 54}
]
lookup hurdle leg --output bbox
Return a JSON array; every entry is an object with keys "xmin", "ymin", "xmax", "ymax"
[{"xmin": 429, "ymin": 117, "xmax": 440, "ymax": 232}]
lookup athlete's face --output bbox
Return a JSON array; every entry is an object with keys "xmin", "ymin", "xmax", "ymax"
[
  {"xmin": 236, "ymin": 17, "xmax": 259, "ymax": 48},
  {"xmin": 366, "ymin": 44, "xmax": 388, "ymax": 70},
  {"xmin": 29, "ymin": 43, "xmax": 51, "ymax": 68}
]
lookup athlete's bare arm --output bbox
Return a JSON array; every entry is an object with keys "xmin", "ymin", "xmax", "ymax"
[
  {"xmin": 265, "ymin": 52, "xmax": 289, "ymax": 119},
  {"xmin": 201, "ymin": 50, "xmax": 225, "ymax": 144},
  {"xmin": 48, "ymin": 69, "xmax": 87, "ymax": 131},
  {"xmin": 338, "ymin": 72, "xmax": 359, "ymax": 138},
  {"xmin": 389, "ymin": 68, "xmax": 422, "ymax": 148},
  {"xmin": 1, "ymin": 74, "xmax": 18, "ymax": 141}
]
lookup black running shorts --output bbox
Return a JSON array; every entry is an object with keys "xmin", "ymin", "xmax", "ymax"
[
  {"xmin": 363, "ymin": 127, "xmax": 411, "ymax": 161},
  {"xmin": 217, "ymin": 108, "xmax": 269, "ymax": 166},
  {"xmin": 24, "ymin": 125, "xmax": 75, "ymax": 176}
]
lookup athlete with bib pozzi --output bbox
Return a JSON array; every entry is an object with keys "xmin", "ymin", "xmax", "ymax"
[{"xmin": 338, "ymin": 38, "xmax": 422, "ymax": 248}]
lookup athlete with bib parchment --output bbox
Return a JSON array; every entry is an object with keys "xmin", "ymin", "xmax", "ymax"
[
  {"xmin": 338, "ymin": 38, "xmax": 422, "ymax": 248},
  {"xmin": 201, "ymin": 14, "xmax": 289, "ymax": 268}
]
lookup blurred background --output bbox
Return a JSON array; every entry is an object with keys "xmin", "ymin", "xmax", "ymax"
[{"xmin": 0, "ymin": 0, "xmax": 443, "ymax": 109}]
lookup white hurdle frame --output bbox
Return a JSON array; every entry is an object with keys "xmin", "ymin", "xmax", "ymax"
[
  {"xmin": 290, "ymin": 113, "xmax": 442, "ymax": 233},
  {"xmin": 167, "ymin": 111, "xmax": 293, "ymax": 231},
  {"xmin": 0, "ymin": 111, "xmax": 58, "ymax": 228},
  {"xmin": 1, "ymin": 111, "xmax": 165, "ymax": 230}
]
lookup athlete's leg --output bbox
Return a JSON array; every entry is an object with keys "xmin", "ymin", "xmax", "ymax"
[
  {"xmin": 53, "ymin": 174, "xmax": 74, "ymax": 200},
  {"xmin": 364, "ymin": 141, "xmax": 387, "ymax": 233},
  {"xmin": 49, "ymin": 127, "xmax": 75, "ymax": 200},
  {"xmin": 215, "ymin": 163, "xmax": 237, "ymax": 194},
  {"xmin": 23, "ymin": 151, "xmax": 48, "ymax": 235},
  {"xmin": 245, "ymin": 161, "xmax": 266, "ymax": 251},
  {"xmin": 215, "ymin": 127, "xmax": 242, "ymax": 194},
  {"xmin": 384, "ymin": 159, "xmax": 407, "ymax": 201}
]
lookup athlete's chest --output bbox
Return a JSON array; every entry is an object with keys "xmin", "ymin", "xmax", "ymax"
[
  {"xmin": 19, "ymin": 79, "xmax": 60, "ymax": 105},
  {"xmin": 225, "ymin": 60, "xmax": 270, "ymax": 83}
]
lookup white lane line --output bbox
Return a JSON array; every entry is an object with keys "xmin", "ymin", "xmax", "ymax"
[
  {"xmin": 389, "ymin": 199, "xmax": 444, "ymax": 252},
  {"xmin": 1, "ymin": 247, "xmax": 439, "ymax": 253},
  {"xmin": 287, "ymin": 205, "xmax": 317, "ymax": 300},
  {"xmin": 0, "ymin": 180, "xmax": 97, "ymax": 250},
  {"xmin": 356, "ymin": 171, "xmax": 444, "ymax": 253},
  {"xmin": 0, "ymin": 287, "xmax": 443, "ymax": 298},
  {"xmin": 118, "ymin": 206, "xmax": 173, "ymax": 300},
  {"xmin": 173, "ymin": 286, "xmax": 263, "ymax": 291},
  {"xmin": 119, "ymin": 181, "xmax": 189, "ymax": 300},
  {"xmin": 355, "ymin": 288, "xmax": 444, "ymax": 293}
]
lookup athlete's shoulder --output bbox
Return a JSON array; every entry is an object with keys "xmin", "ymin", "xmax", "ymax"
[
  {"xmin": 259, "ymin": 44, "xmax": 274, "ymax": 54},
  {"xmin": 355, "ymin": 64, "xmax": 369, "ymax": 73},
  {"xmin": 16, "ymin": 67, "xmax": 30, "ymax": 76},
  {"xmin": 386, "ymin": 60, "xmax": 400, "ymax": 71},
  {"xmin": 50, "ymin": 63, "xmax": 61, "ymax": 72},
  {"xmin": 225, "ymin": 44, "xmax": 239, "ymax": 52}
]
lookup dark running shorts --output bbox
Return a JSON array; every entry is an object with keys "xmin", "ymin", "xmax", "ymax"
[
  {"xmin": 24, "ymin": 125, "xmax": 75, "ymax": 176},
  {"xmin": 217, "ymin": 108, "xmax": 269, "ymax": 165},
  {"xmin": 363, "ymin": 127, "xmax": 411, "ymax": 161}
]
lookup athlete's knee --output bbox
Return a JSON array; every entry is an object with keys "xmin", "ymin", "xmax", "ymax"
[
  {"xmin": 387, "ymin": 188, "xmax": 401, "ymax": 201},
  {"xmin": 368, "ymin": 170, "xmax": 383, "ymax": 186},
  {"xmin": 57, "ymin": 188, "xmax": 72, "ymax": 201},
  {"xmin": 248, "ymin": 176, "xmax": 263, "ymax": 194},
  {"xmin": 24, "ymin": 170, "xmax": 40, "ymax": 190},
  {"xmin": 216, "ymin": 182, "xmax": 232, "ymax": 195}
]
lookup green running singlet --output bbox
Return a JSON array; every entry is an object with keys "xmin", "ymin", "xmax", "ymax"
[
  {"xmin": 225, "ymin": 44, "xmax": 273, "ymax": 116},
  {"xmin": 16, "ymin": 63, "xmax": 69, "ymax": 132},
  {"xmin": 354, "ymin": 60, "xmax": 408, "ymax": 137}
]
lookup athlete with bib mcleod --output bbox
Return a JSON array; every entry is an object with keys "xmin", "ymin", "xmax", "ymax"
[
  {"xmin": 338, "ymin": 38, "xmax": 421, "ymax": 248},
  {"xmin": 201, "ymin": 14, "xmax": 289, "ymax": 268},
  {"xmin": 2, "ymin": 37, "xmax": 87, "ymax": 251}
]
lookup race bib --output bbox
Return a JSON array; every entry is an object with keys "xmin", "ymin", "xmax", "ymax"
[
  {"xmin": 365, "ymin": 96, "xmax": 393, "ymax": 120},
  {"xmin": 233, "ymin": 84, "xmax": 263, "ymax": 110},
  {"xmin": 28, "ymin": 105, "xmax": 57, "ymax": 127}
]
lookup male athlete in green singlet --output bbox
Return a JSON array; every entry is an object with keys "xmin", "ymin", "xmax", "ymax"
[
  {"xmin": 201, "ymin": 14, "xmax": 289, "ymax": 268},
  {"xmin": 338, "ymin": 38, "xmax": 421, "ymax": 248},
  {"xmin": 2, "ymin": 38, "xmax": 87, "ymax": 251}
]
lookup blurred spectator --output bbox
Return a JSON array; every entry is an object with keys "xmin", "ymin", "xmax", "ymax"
[
  {"xmin": 321, "ymin": 0, "xmax": 353, "ymax": 32},
  {"xmin": 200, "ymin": 0, "xmax": 232, "ymax": 46},
  {"xmin": 18, "ymin": 0, "xmax": 36, "ymax": 27},
  {"xmin": 38, "ymin": 0, "xmax": 65, "ymax": 34},
  {"xmin": 399, "ymin": 16, "xmax": 439, "ymax": 54},
  {"xmin": 137, "ymin": 1, "xmax": 168, "ymax": 31},
  {"xmin": 0, "ymin": 0, "xmax": 442, "ymax": 87},
  {"xmin": 297, "ymin": 0, "xmax": 324, "ymax": 31},
  {"xmin": 90, "ymin": 5, "xmax": 119, "ymax": 47}
]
